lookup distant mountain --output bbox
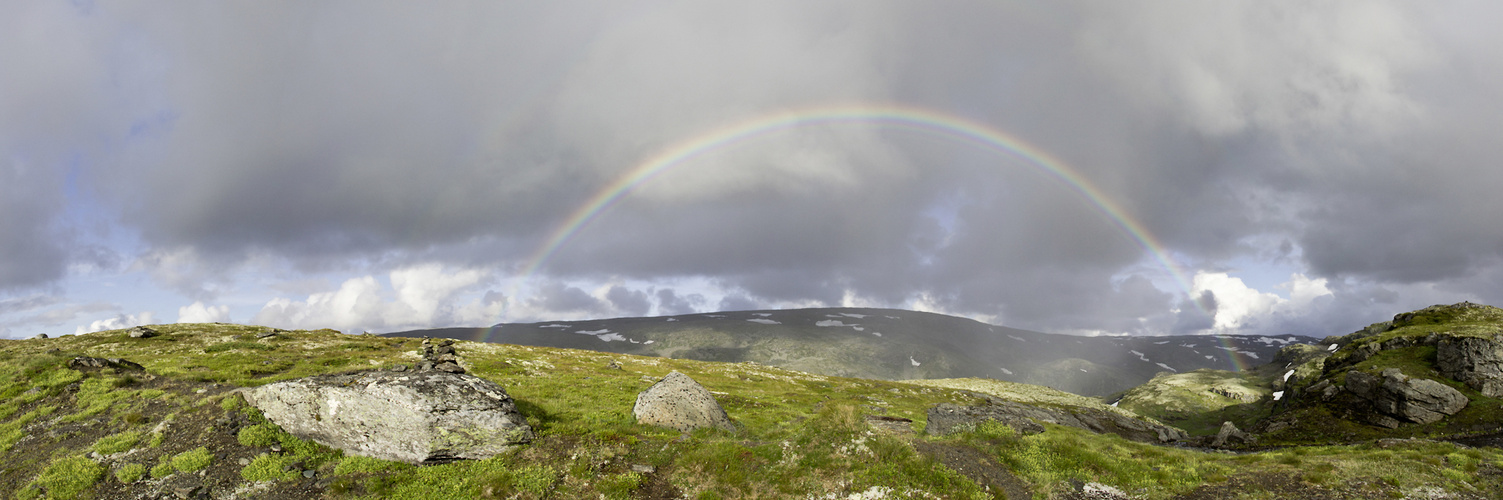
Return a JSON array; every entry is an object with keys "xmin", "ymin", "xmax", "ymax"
[{"xmin": 387, "ymin": 308, "xmax": 1317, "ymax": 397}]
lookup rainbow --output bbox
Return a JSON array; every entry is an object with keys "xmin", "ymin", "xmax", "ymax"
[{"xmin": 500, "ymin": 104, "xmax": 1218, "ymax": 359}]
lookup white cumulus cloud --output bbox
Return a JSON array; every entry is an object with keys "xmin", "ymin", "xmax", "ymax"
[{"xmin": 177, "ymin": 301, "xmax": 230, "ymax": 323}]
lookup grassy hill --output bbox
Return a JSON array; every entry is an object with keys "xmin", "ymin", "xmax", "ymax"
[
  {"xmin": 1, "ymin": 322, "xmax": 1501, "ymax": 499},
  {"xmin": 390, "ymin": 308, "xmax": 1312, "ymax": 398}
]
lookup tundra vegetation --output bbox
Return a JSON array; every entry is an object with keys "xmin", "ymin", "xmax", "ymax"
[{"xmin": 1, "ymin": 308, "xmax": 1501, "ymax": 499}]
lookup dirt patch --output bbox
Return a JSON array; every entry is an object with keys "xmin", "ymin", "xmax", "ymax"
[{"xmin": 911, "ymin": 441, "xmax": 1030, "ymax": 500}]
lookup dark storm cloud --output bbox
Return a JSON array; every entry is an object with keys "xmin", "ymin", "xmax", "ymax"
[
  {"xmin": 654, "ymin": 289, "xmax": 704, "ymax": 316},
  {"xmin": 6, "ymin": 1, "xmax": 1503, "ymax": 336},
  {"xmin": 605, "ymin": 286, "xmax": 651, "ymax": 317}
]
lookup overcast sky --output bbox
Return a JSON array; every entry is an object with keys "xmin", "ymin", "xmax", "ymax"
[{"xmin": 4, "ymin": 1, "xmax": 1502, "ymax": 339}]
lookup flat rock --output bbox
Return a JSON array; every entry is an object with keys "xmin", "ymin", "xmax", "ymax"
[
  {"xmin": 243, "ymin": 370, "xmax": 532, "ymax": 464},
  {"xmin": 632, "ymin": 371, "xmax": 734, "ymax": 432},
  {"xmin": 68, "ymin": 356, "xmax": 145, "ymax": 372}
]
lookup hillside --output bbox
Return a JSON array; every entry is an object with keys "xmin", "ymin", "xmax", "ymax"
[
  {"xmin": 2, "ymin": 322, "xmax": 1501, "ymax": 499},
  {"xmin": 390, "ymin": 308, "xmax": 1313, "ymax": 397}
]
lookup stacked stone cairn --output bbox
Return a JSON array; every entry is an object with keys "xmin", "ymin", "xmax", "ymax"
[{"xmin": 409, "ymin": 337, "xmax": 466, "ymax": 374}]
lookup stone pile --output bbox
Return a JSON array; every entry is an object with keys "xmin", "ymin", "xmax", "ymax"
[{"xmin": 413, "ymin": 337, "xmax": 465, "ymax": 374}]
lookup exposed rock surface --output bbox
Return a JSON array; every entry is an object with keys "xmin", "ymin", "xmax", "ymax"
[
  {"xmin": 128, "ymin": 326, "xmax": 159, "ymax": 338},
  {"xmin": 243, "ymin": 370, "xmax": 533, "ymax": 464},
  {"xmin": 925, "ymin": 395, "xmax": 1186, "ymax": 444},
  {"xmin": 1437, "ymin": 335, "xmax": 1503, "ymax": 397},
  {"xmin": 68, "ymin": 356, "xmax": 145, "ymax": 372},
  {"xmin": 1211, "ymin": 421, "xmax": 1254, "ymax": 448},
  {"xmin": 632, "ymin": 371, "xmax": 734, "ymax": 432},
  {"xmin": 1346, "ymin": 369, "xmax": 1468, "ymax": 426}
]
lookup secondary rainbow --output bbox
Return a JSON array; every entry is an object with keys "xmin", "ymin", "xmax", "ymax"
[{"xmin": 502, "ymin": 103, "xmax": 1220, "ymax": 362}]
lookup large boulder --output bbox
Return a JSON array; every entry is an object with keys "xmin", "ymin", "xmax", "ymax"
[
  {"xmin": 1438, "ymin": 335, "xmax": 1503, "ymax": 397},
  {"xmin": 632, "ymin": 371, "xmax": 734, "ymax": 432},
  {"xmin": 1211, "ymin": 421, "xmax": 1254, "ymax": 448},
  {"xmin": 1346, "ymin": 369, "xmax": 1468, "ymax": 426},
  {"xmin": 243, "ymin": 370, "xmax": 532, "ymax": 464}
]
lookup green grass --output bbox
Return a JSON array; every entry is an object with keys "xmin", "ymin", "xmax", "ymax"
[{"xmin": 5, "ymin": 317, "xmax": 1503, "ymax": 498}]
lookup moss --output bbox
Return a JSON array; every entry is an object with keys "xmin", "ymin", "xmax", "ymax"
[
  {"xmin": 90, "ymin": 431, "xmax": 143, "ymax": 455},
  {"xmin": 170, "ymin": 447, "xmax": 213, "ymax": 473},
  {"xmin": 240, "ymin": 453, "xmax": 302, "ymax": 482},
  {"xmin": 114, "ymin": 462, "xmax": 146, "ymax": 483},
  {"xmin": 31, "ymin": 456, "xmax": 104, "ymax": 500},
  {"xmin": 333, "ymin": 455, "xmax": 411, "ymax": 475}
]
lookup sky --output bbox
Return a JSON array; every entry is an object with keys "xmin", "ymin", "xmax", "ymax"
[{"xmin": 4, "ymin": 1, "xmax": 1503, "ymax": 339}]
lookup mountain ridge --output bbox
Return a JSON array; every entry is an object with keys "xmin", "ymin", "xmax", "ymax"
[{"xmin": 389, "ymin": 307, "xmax": 1318, "ymax": 397}]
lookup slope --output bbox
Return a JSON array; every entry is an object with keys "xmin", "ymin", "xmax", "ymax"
[{"xmin": 390, "ymin": 307, "xmax": 1313, "ymax": 397}]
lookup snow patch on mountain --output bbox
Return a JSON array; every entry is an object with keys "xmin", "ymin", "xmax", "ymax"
[{"xmin": 746, "ymin": 318, "xmax": 780, "ymax": 325}]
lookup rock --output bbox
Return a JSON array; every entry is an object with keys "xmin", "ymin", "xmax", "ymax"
[
  {"xmin": 30, "ymin": 333, "xmax": 47, "ymax": 340},
  {"xmin": 390, "ymin": 364, "xmax": 408, "ymax": 372},
  {"xmin": 925, "ymin": 396, "xmax": 1186, "ymax": 444},
  {"xmin": 255, "ymin": 329, "xmax": 280, "ymax": 339},
  {"xmin": 606, "ymin": 361, "xmax": 622, "ymax": 370},
  {"xmin": 925, "ymin": 403, "xmax": 1046, "ymax": 436},
  {"xmin": 1211, "ymin": 421, "xmax": 1253, "ymax": 448},
  {"xmin": 630, "ymin": 464, "xmax": 656, "ymax": 474},
  {"xmin": 127, "ymin": 326, "xmax": 159, "ymax": 338},
  {"xmin": 242, "ymin": 370, "xmax": 533, "ymax": 464},
  {"xmin": 1438, "ymin": 335, "xmax": 1503, "ymax": 397},
  {"xmin": 68, "ymin": 356, "xmax": 146, "ymax": 372},
  {"xmin": 632, "ymin": 371, "xmax": 734, "ymax": 432},
  {"xmin": 434, "ymin": 361, "xmax": 465, "ymax": 374},
  {"xmin": 1346, "ymin": 369, "xmax": 1468, "ymax": 425}
]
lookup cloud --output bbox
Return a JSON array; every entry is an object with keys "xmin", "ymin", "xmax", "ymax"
[
  {"xmin": 5, "ymin": 2, "xmax": 1503, "ymax": 338},
  {"xmin": 76, "ymin": 311, "xmax": 157, "ymax": 335},
  {"xmin": 177, "ymin": 301, "xmax": 229, "ymax": 324},
  {"xmin": 655, "ymin": 289, "xmax": 704, "ymax": 316},
  {"xmin": 252, "ymin": 264, "xmax": 496, "ymax": 333}
]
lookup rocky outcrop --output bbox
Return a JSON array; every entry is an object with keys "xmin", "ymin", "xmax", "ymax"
[
  {"xmin": 1211, "ymin": 421, "xmax": 1253, "ymax": 448},
  {"xmin": 128, "ymin": 326, "xmax": 159, "ymax": 338},
  {"xmin": 1345, "ymin": 369, "xmax": 1468, "ymax": 427},
  {"xmin": 925, "ymin": 403, "xmax": 1047, "ymax": 436},
  {"xmin": 243, "ymin": 370, "xmax": 532, "ymax": 464},
  {"xmin": 1437, "ymin": 335, "xmax": 1503, "ymax": 397},
  {"xmin": 68, "ymin": 356, "xmax": 146, "ymax": 372},
  {"xmin": 925, "ymin": 397, "xmax": 1186, "ymax": 444},
  {"xmin": 632, "ymin": 371, "xmax": 735, "ymax": 432}
]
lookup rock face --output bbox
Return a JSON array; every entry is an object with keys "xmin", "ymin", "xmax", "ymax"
[
  {"xmin": 68, "ymin": 357, "xmax": 145, "ymax": 372},
  {"xmin": 1211, "ymin": 421, "xmax": 1253, "ymax": 448},
  {"xmin": 632, "ymin": 371, "xmax": 734, "ymax": 432},
  {"xmin": 925, "ymin": 396, "xmax": 1186, "ymax": 444},
  {"xmin": 1438, "ymin": 335, "xmax": 1503, "ymax": 397},
  {"xmin": 1346, "ymin": 369, "xmax": 1468, "ymax": 427},
  {"xmin": 243, "ymin": 370, "xmax": 532, "ymax": 464}
]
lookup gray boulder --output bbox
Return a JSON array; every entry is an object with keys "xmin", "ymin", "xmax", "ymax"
[
  {"xmin": 1211, "ymin": 421, "xmax": 1253, "ymax": 448},
  {"xmin": 1438, "ymin": 335, "xmax": 1503, "ymax": 397},
  {"xmin": 127, "ymin": 326, "xmax": 159, "ymax": 338},
  {"xmin": 243, "ymin": 370, "xmax": 532, "ymax": 464},
  {"xmin": 1346, "ymin": 369, "xmax": 1468, "ymax": 425},
  {"xmin": 925, "ymin": 396, "xmax": 1186, "ymax": 444},
  {"xmin": 632, "ymin": 371, "xmax": 734, "ymax": 432}
]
